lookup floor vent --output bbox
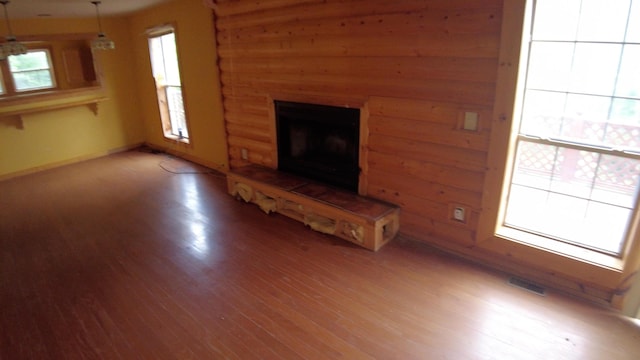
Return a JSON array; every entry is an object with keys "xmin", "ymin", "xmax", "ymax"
[{"xmin": 508, "ymin": 277, "xmax": 546, "ymax": 296}]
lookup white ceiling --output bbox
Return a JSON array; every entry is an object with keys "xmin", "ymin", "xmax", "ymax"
[{"xmin": 3, "ymin": 0, "xmax": 173, "ymax": 19}]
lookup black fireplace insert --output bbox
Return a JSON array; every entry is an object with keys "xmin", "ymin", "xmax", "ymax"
[{"xmin": 275, "ymin": 100, "xmax": 360, "ymax": 192}]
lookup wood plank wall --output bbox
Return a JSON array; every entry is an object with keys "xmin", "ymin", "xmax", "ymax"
[{"xmin": 214, "ymin": 0, "xmax": 502, "ymax": 248}]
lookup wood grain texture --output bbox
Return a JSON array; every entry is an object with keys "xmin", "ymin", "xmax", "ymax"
[
  {"xmin": 215, "ymin": 0, "xmax": 499, "ymax": 251},
  {"xmin": 210, "ymin": 0, "xmax": 640, "ymax": 306},
  {"xmin": 1, "ymin": 151, "xmax": 639, "ymax": 359}
]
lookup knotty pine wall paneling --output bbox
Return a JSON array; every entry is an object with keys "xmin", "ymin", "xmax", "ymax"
[{"xmin": 214, "ymin": 0, "xmax": 501, "ymax": 249}]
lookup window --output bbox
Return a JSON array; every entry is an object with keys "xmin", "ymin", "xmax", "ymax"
[
  {"xmin": 0, "ymin": 37, "xmax": 105, "ymax": 121},
  {"xmin": 0, "ymin": 70, "xmax": 5, "ymax": 95},
  {"xmin": 148, "ymin": 27, "xmax": 189, "ymax": 142},
  {"xmin": 0, "ymin": 49, "xmax": 56, "ymax": 94},
  {"xmin": 503, "ymin": 0, "xmax": 640, "ymax": 256}
]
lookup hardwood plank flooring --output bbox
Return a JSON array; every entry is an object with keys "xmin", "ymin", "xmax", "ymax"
[{"xmin": 1, "ymin": 150, "xmax": 639, "ymax": 359}]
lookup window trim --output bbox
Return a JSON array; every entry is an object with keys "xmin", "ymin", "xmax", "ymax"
[
  {"xmin": 0, "ymin": 34, "xmax": 106, "ymax": 123},
  {"xmin": 0, "ymin": 67, "xmax": 5, "ymax": 95},
  {"xmin": 7, "ymin": 48, "xmax": 57, "ymax": 94},
  {"xmin": 477, "ymin": 0, "xmax": 640, "ymax": 307},
  {"xmin": 147, "ymin": 23, "xmax": 192, "ymax": 145},
  {"xmin": 496, "ymin": 0, "xmax": 640, "ymax": 261},
  {"xmin": 499, "ymin": 2, "xmax": 640, "ymax": 257},
  {"xmin": 504, "ymin": 138, "xmax": 639, "ymax": 257}
]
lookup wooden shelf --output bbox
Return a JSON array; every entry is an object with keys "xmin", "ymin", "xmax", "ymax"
[
  {"xmin": 227, "ymin": 165, "xmax": 400, "ymax": 251},
  {"xmin": 0, "ymin": 87, "xmax": 107, "ymax": 129}
]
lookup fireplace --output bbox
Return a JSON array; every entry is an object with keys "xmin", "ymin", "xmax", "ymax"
[{"xmin": 275, "ymin": 100, "xmax": 360, "ymax": 192}]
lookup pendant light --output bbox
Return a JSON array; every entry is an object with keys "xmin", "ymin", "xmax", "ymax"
[
  {"xmin": 90, "ymin": 1, "xmax": 115, "ymax": 50},
  {"xmin": 0, "ymin": 0, "xmax": 27, "ymax": 61}
]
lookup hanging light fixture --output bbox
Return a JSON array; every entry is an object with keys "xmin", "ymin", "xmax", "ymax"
[
  {"xmin": 90, "ymin": 1, "xmax": 115, "ymax": 51},
  {"xmin": 0, "ymin": 0, "xmax": 27, "ymax": 61}
]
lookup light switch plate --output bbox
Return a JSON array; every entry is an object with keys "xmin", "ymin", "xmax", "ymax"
[{"xmin": 463, "ymin": 112, "xmax": 479, "ymax": 131}]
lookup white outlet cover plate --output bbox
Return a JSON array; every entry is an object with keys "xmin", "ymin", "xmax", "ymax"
[{"xmin": 463, "ymin": 112, "xmax": 479, "ymax": 131}]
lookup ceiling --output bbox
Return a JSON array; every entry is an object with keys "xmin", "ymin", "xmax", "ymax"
[{"xmin": 3, "ymin": 0, "xmax": 173, "ymax": 19}]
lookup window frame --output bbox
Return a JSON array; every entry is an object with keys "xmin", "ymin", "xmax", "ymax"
[
  {"xmin": 504, "ymin": 138, "xmax": 639, "ymax": 257},
  {"xmin": 498, "ymin": 0, "xmax": 640, "ymax": 258},
  {"xmin": 146, "ymin": 24, "xmax": 191, "ymax": 145},
  {"xmin": 502, "ymin": 0, "xmax": 640, "ymax": 260},
  {"xmin": 6, "ymin": 48, "xmax": 57, "ymax": 94},
  {"xmin": 478, "ymin": 0, "xmax": 640, "ymax": 308},
  {"xmin": 0, "ymin": 34, "xmax": 106, "ymax": 121},
  {"xmin": 1, "ymin": 46, "xmax": 56, "ymax": 97},
  {"xmin": 0, "ymin": 67, "xmax": 5, "ymax": 95}
]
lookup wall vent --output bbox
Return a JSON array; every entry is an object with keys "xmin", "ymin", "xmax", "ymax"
[{"xmin": 508, "ymin": 277, "xmax": 546, "ymax": 296}]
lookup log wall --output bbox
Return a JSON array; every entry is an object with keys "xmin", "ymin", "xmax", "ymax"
[{"xmin": 214, "ymin": 0, "xmax": 501, "ymax": 248}]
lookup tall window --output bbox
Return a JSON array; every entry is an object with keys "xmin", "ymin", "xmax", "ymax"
[
  {"xmin": 504, "ymin": 0, "xmax": 640, "ymax": 256},
  {"xmin": 148, "ymin": 28, "xmax": 189, "ymax": 142},
  {"xmin": 0, "ymin": 70, "xmax": 5, "ymax": 95}
]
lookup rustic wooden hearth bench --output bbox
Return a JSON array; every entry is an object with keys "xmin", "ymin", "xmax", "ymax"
[{"xmin": 227, "ymin": 165, "xmax": 400, "ymax": 251}]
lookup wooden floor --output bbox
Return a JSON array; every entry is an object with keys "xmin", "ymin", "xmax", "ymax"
[{"xmin": 1, "ymin": 150, "xmax": 639, "ymax": 359}]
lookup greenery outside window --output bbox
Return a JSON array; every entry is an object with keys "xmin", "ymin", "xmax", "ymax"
[
  {"xmin": 0, "ymin": 49, "xmax": 56, "ymax": 95},
  {"xmin": 8, "ymin": 50, "xmax": 56, "ymax": 92}
]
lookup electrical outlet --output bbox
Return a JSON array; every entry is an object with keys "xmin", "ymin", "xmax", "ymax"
[{"xmin": 453, "ymin": 206, "xmax": 466, "ymax": 222}]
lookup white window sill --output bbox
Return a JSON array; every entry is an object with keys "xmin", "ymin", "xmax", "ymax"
[
  {"xmin": 164, "ymin": 134, "xmax": 190, "ymax": 145},
  {"xmin": 496, "ymin": 226, "xmax": 624, "ymax": 272}
]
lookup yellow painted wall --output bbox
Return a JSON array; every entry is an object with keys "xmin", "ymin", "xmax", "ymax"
[
  {"xmin": 128, "ymin": 0, "xmax": 228, "ymax": 171},
  {"xmin": 0, "ymin": 0, "xmax": 227, "ymax": 178},
  {"xmin": 0, "ymin": 17, "xmax": 145, "ymax": 178}
]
